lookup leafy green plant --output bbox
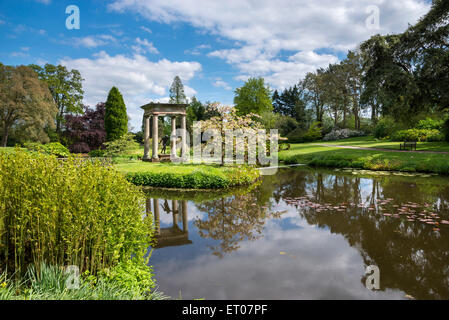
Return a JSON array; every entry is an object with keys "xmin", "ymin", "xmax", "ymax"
[
  {"xmin": 0, "ymin": 149, "xmax": 154, "ymax": 277},
  {"xmin": 391, "ymin": 128, "xmax": 444, "ymax": 142},
  {"xmin": 415, "ymin": 118, "xmax": 444, "ymax": 131},
  {"xmin": 0, "ymin": 263, "xmax": 166, "ymax": 300},
  {"xmin": 373, "ymin": 116, "xmax": 400, "ymax": 139},
  {"xmin": 24, "ymin": 142, "xmax": 70, "ymax": 157},
  {"xmin": 103, "ymin": 132, "xmax": 140, "ymax": 157},
  {"xmin": 88, "ymin": 149, "xmax": 106, "ymax": 157}
]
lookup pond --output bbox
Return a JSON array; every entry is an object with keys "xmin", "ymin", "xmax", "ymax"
[{"xmin": 145, "ymin": 167, "xmax": 449, "ymax": 300}]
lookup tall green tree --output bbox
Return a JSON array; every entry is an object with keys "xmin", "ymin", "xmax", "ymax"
[
  {"xmin": 30, "ymin": 64, "xmax": 84, "ymax": 133},
  {"xmin": 0, "ymin": 64, "xmax": 57, "ymax": 147},
  {"xmin": 303, "ymin": 70, "xmax": 327, "ymax": 126},
  {"xmin": 104, "ymin": 87, "xmax": 128, "ymax": 141},
  {"xmin": 272, "ymin": 83, "xmax": 307, "ymax": 129},
  {"xmin": 169, "ymin": 75, "xmax": 187, "ymax": 104},
  {"xmin": 234, "ymin": 77, "xmax": 272, "ymax": 116}
]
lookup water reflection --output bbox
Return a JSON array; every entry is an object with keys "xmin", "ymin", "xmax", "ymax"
[
  {"xmin": 147, "ymin": 198, "xmax": 192, "ymax": 248},
  {"xmin": 145, "ymin": 168, "xmax": 449, "ymax": 300}
]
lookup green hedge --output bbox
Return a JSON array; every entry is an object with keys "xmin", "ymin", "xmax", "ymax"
[
  {"xmin": 0, "ymin": 149, "xmax": 154, "ymax": 276},
  {"xmin": 391, "ymin": 128, "xmax": 444, "ymax": 142},
  {"xmin": 126, "ymin": 166, "xmax": 259, "ymax": 189},
  {"xmin": 24, "ymin": 142, "xmax": 71, "ymax": 158}
]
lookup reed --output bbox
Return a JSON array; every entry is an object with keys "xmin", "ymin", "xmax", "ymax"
[{"xmin": 0, "ymin": 149, "xmax": 154, "ymax": 277}]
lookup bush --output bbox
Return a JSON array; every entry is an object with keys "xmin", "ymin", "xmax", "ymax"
[
  {"xmin": 24, "ymin": 142, "xmax": 71, "ymax": 158},
  {"xmin": 373, "ymin": 116, "xmax": 400, "ymax": 138},
  {"xmin": 286, "ymin": 122, "xmax": 322, "ymax": 143},
  {"xmin": 443, "ymin": 118, "xmax": 449, "ymax": 142},
  {"xmin": 125, "ymin": 166, "xmax": 259, "ymax": 189},
  {"xmin": 70, "ymin": 142, "xmax": 90, "ymax": 154},
  {"xmin": 103, "ymin": 132, "xmax": 140, "ymax": 157},
  {"xmin": 415, "ymin": 118, "xmax": 444, "ymax": 131},
  {"xmin": 390, "ymin": 128, "xmax": 444, "ymax": 142},
  {"xmin": 88, "ymin": 149, "xmax": 106, "ymax": 157},
  {"xmin": 0, "ymin": 262, "xmax": 166, "ymax": 300},
  {"xmin": 0, "ymin": 150, "xmax": 154, "ymax": 276},
  {"xmin": 323, "ymin": 129, "xmax": 366, "ymax": 141}
]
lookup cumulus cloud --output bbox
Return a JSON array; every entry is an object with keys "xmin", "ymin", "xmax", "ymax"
[
  {"xmin": 60, "ymin": 51, "xmax": 201, "ymax": 131},
  {"xmin": 212, "ymin": 77, "xmax": 232, "ymax": 90},
  {"xmin": 132, "ymin": 37, "xmax": 159, "ymax": 54},
  {"xmin": 109, "ymin": 0, "xmax": 430, "ymax": 89}
]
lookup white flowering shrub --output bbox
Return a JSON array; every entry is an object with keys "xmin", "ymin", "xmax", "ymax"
[{"xmin": 323, "ymin": 128, "xmax": 366, "ymax": 141}]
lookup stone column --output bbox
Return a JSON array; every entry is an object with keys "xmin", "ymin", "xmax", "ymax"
[
  {"xmin": 152, "ymin": 114, "xmax": 159, "ymax": 161},
  {"xmin": 171, "ymin": 116, "xmax": 177, "ymax": 158},
  {"xmin": 172, "ymin": 200, "xmax": 178, "ymax": 226},
  {"xmin": 153, "ymin": 198, "xmax": 160, "ymax": 235},
  {"xmin": 182, "ymin": 200, "xmax": 188, "ymax": 233},
  {"xmin": 181, "ymin": 114, "xmax": 187, "ymax": 158},
  {"xmin": 143, "ymin": 116, "xmax": 150, "ymax": 161}
]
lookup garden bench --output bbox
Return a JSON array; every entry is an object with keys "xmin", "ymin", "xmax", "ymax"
[{"xmin": 400, "ymin": 141, "xmax": 417, "ymax": 151}]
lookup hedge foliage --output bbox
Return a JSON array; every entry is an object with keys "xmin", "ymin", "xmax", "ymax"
[
  {"xmin": 0, "ymin": 149, "xmax": 154, "ymax": 276},
  {"xmin": 24, "ymin": 142, "xmax": 70, "ymax": 158},
  {"xmin": 390, "ymin": 128, "xmax": 444, "ymax": 142},
  {"xmin": 126, "ymin": 165, "xmax": 259, "ymax": 189}
]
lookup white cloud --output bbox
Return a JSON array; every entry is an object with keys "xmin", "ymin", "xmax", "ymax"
[
  {"xmin": 132, "ymin": 37, "xmax": 159, "ymax": 54},
  {"xmin": 109, "ymin": 0, "xmax": 430, "ymax": 89},
  {"xmin": 212, "ymin": 77, "xmax": 232, "ymax": 91},
  {"xmin": 35, "ymin": 0, "xmax": 51, "ymax": 4},
  {"xmin": 140, "ymin": 26, "xmax": 152, "ymax": 34},
  {"xmin": 60, "ymin": 51, "xmax": 201, "ymax": 131},
  {"xmin": 69, "ymin": 34, "xmax": 117, "ymax": 48},
  {"xmin": 184, "ymin": 44, "xmax": 212, "ymax": 56}
]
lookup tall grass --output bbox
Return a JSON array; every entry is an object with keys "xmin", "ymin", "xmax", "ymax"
[
  {"xmin": 0, "ymin": 149, "xmax": 154, "ymax": 277},
  {"xmin": 0, "ymin": 263, "xmax": 168, "ymax": 300}
]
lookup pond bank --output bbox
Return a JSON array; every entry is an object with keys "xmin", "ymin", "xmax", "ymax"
[{"xmin": 279, "ymin": 141, "xmax": 449, "ymax": 175}]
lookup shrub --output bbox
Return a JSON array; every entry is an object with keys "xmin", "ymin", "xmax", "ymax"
[
  {"xmin": 103, "ymin": 132, "xmax": 140, "ymax": 157},
  {"xmin": 415, "ymin": 118, "xmax": 444, "ymax": 131},
  {"xmin": 24, "ymin": 142, "xmax": 70, "ymax": 158},
  {"xmin": 443, "ymin": 118, "xmax": 449, "ymax": 142},
  {"xmin": 0, "ymin": 262, "xmax": 166, "ymax": 300},
  {"xmin": 0, "ymin": 150, "xmax": 154, "ymax": 276},
  {"xmin": 70, "ymin": 142, "xmax": 90, "ymax": 154},
  {"xmin": 391, "ymin": 128, "xmax": 444, "ymax": 142},
  {"xmin": 323, "ymin": 129, "xmax": 366, "ymax": 141},
  {"xmin": 88, "ymin": 149, "xmax": 106, "ymax": 157},
  {"xmin": 286, "ymin": 122, "xmax": 322, "ymax": 143},
  {"xmin": 373, "ymin": 116, "xmax": 400, "ymax": 138},
  {"xmin": 125, "ymin": 166, "xmax": 259, "ymax": 189}
]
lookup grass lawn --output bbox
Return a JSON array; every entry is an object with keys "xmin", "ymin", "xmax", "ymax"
[{"xmin": 279, "ymin": 137, "xmax": 449, "ymax": 174}]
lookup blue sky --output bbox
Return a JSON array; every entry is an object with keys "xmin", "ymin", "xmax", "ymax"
[{"xmin": 0, "ymin": 0, "xmax": 430, "ymax": 130}]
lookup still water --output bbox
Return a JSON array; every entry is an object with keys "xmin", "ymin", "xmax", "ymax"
[{"xmin": 145, "ymin": 167, "xmax": 449, "ymax": 300}]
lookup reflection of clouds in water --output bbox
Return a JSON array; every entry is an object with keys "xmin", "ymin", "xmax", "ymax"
[{"xmin": 153, "ymin": 214, "xmax": 405, "ymax": 299}]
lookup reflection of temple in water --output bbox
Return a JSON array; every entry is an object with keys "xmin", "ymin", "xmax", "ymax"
[{"xmin": 146, "ymin": 198, "xmax": 192, "ymax": 248}]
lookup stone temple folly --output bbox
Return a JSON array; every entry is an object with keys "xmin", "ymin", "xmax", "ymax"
[{"xmin": 141, "ymin": 102, "xmax": 188, "ymax": 162}]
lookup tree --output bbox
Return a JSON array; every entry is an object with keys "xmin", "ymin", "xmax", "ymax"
[
  {"xmin": 169, "ymin": 75, "xmax": 187, "ymax": 104},
  {"xmin": 0, "ymin": 64, "xmax": 57, "ymax": 147},
  {"xmin": 272, "ymin": 83, "xmax": 307, "ymax": 129},
  {"xmin": 65, "ymin": 103, "xmax": 106, "ymax": 153},
  {"xmin": 30, "ymin": 64, "xmax": 84, "ymax": 134},
  {"xmin": 303, "ymin": 70, "xmax": 327, "ymax": 126},
  {"xmin": 104, "ymin": 87, "xmax": 128, "ymax": 141},
  {"xmin": 234, "ymin": 77, "xmax": 273, "ymax": 116}
]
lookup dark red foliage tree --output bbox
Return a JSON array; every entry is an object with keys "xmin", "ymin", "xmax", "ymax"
[{"xmin": 65, "ymin": 103, "xmax": 106, "ymax": 153}]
